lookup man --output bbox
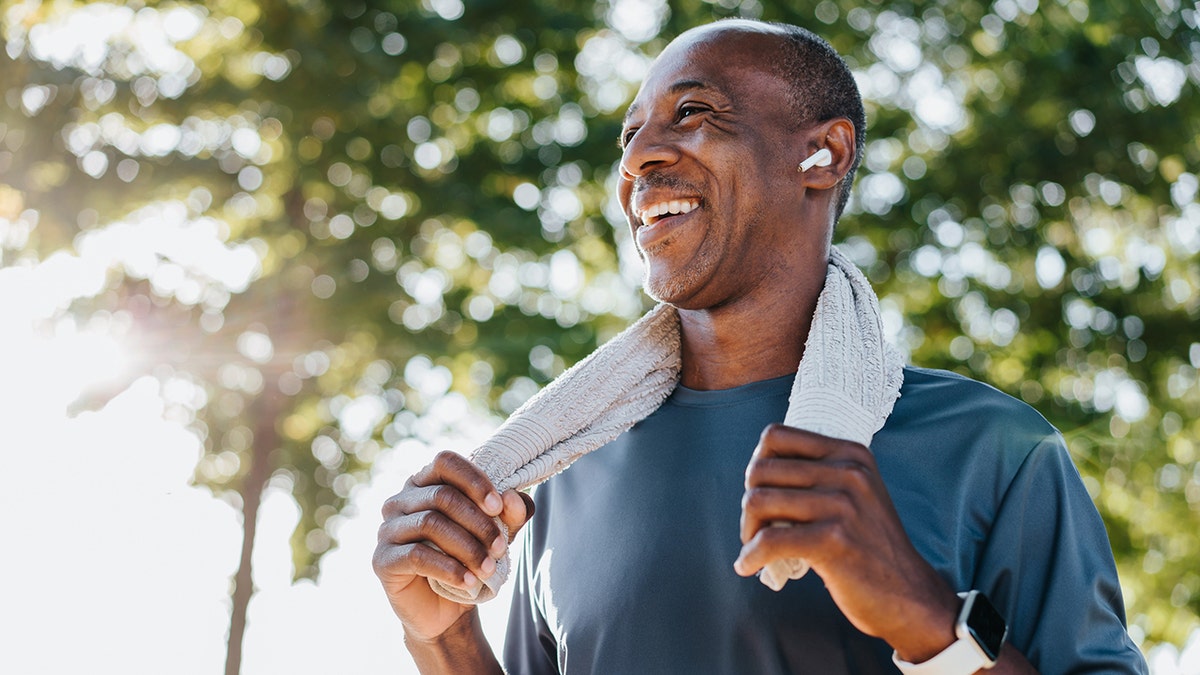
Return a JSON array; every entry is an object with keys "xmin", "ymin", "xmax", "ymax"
[{"xmin": 373, "ymin": 19, "xmax": 1148, "ymax": 674}]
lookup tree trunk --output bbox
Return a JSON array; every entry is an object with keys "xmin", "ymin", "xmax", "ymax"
[
  {"xmin": 224, "ymin": 392, "xmax": 280, "ymax": 675},
  {"xmin": 225, "ymin": 210, "xmax": 302, "ymax": 675}
]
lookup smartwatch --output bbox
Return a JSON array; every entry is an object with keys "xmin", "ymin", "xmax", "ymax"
[{"xmin": 892, "ymin": 591, "xmax": 1009, "ymax": 675}]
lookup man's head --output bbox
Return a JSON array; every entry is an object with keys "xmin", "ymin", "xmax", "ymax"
[
  {"xmin": 616, "ymin": 20, "xmax": 864, "ymax": 307},
  {"xmin": 766, "ymin": 22, "xmax": 866, "ymax": 217}
]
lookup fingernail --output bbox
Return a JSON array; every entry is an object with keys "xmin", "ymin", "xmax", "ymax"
[
  {"xmin": 490, "ymin": 536, "xmax": 507, "ymax": 558},
  {"xmin": 463, "ymin": 571, "xmax": 479, "ymax": 588},
  {"xmin": 483, "ymin": 492, "xmax": 502, "ymax": 515},
  {"xmin": 481, "ymin": 557, "xmax": 496, "ymax": 576}
]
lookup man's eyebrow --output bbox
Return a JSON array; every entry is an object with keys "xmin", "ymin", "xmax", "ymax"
[{"xmin": 622, "ymin": 79, "xmax": 712, "ymax": 125}]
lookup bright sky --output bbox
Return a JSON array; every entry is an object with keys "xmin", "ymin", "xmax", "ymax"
[
  {"xmin": 0, "ymin": 210, "xmax": 513, "ymax": 672},
  {"xmin": 0, "ymin": 304, "xmax": 517, "ymax": 674}
]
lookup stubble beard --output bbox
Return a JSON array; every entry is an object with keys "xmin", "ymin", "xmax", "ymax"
[{"xmin": 642, "ymin": 245, "xmax": 718, "ymax": 306}]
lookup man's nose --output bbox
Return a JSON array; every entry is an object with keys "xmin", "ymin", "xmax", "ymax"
[{"xmin": 618, "ymin": 124, "xmax": 681, "ymax": 181}]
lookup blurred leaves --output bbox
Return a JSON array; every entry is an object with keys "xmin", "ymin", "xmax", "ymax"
[{"xmin": 2, "ymin": 0, "xmax": 1197, "ymax": 652}]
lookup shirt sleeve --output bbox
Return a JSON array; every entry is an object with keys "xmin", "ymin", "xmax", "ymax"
[
  {"xmin": 501, "ymin": 540, "xmax": 559, "ymax": 675},
  {"xmin": 974, "ymin": 434, "xmax": 1148, "ymax": 674}
]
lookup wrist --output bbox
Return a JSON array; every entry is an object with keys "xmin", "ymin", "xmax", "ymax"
[
  {"xmin": 893, "ymin": 591, "xmax": 1010, "ymax": 675},
  {"xmin": 402, "ymin": 609, "xmax": 473, "ymax": 647},
  {"xmin": 888, "ymin": 589, "xmax": 960, "ymax": 664},
  {"xmin": 404, "ymin": 610, "xmax": 500, "ymax": 675}
]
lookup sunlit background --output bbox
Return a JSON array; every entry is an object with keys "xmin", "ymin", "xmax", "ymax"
[{"xmin": 2, "ymin": 0, "xmax": 1199, "ymax": 673}]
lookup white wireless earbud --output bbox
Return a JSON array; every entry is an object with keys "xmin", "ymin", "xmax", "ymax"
[{"xmin": 797, "ymin": 148, "xmax": 833, "ymax": 172}]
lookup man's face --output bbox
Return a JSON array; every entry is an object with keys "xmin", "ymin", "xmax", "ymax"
[{"xmin": 617, "ymin": 24, "xmax": 809, "ymax": 309}]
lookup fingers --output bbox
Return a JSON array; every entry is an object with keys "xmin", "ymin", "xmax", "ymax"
[
  {"xmin": 745, "ymin": 457, "xmax": 865, "ymax": 490},
  {"xmin": 739, "ymin": 486, "xmax": 849, "ymax": 543},
  {"xmin": 379, "ymin": 509, "xmax": 500, "ymax": 581},
  {"xmin": 386, "ymin": 481, "xmax": 504, "ymax": 546},
  {"xmin": 372, "ymin": 539, "xmax": 479, "ymax": 591},
  {"xmin": 402, "ymin": 451, "xmax": 503, "ymax": 517},
  {"xmin": 384, "ymin": 451, "xmax": 508, "ymax": 551},
  {"xmin": 736, "ymin": 424, "xmax": 882, "ymax": 575},
  {"xmin": 375, "ymin": 451, "xmax": 510, "ymax": 595},
  {"xmin": 374, "ymin": 487, "xmax": 534, "ymax": 593},
  {"xmin": 742, "ymin": 430, "xmax": 875, "ymax": 543},
  {"xmin": 733, "ymin": 521, "xmax": 837, "ymax": 576}
]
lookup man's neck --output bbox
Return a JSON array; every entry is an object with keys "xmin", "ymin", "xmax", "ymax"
[{"xmin": 675, "ymin": 274, "xmax": 822, "ymax": 391}]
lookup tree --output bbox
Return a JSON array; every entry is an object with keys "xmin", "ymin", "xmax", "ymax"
[
  {"xmin": 4, "ymin": 1, "xmax": 640, "ymax": 671},
  {"xmin": 3, "ymin": 0, "xmax": 1196, "ymax": 669}
]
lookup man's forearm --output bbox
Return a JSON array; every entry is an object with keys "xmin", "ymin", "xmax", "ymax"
[{"xmin": 404, "ymin": 609, "xmax": 503, "ymax": 675}]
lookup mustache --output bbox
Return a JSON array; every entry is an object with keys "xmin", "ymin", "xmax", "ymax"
[{"xmin": 631, "ymin": 172, "xmax": 701, "ymax": 196}]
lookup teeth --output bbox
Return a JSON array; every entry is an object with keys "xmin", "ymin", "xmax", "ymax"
[{"xmin": 638, "ymin": 199, "xmax": 699, "ymax": 224}]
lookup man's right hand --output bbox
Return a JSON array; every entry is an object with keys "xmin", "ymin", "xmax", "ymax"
[{"xmin": 373, "ymin": 450, "xmax": 534, "ymax": 643}]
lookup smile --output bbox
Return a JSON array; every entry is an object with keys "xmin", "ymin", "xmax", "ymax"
[{"xmin": 636, "ymin": 198, "xmax": 700, "ymax": 227}]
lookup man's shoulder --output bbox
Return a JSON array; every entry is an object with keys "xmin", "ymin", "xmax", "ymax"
[
  {"xmin": 878, "ymin": 367, "xmax": 1075, "ymax": 541},
  {"xmin": 889, "ymin": 365, "xmax": 1061, "ymax": 450}
]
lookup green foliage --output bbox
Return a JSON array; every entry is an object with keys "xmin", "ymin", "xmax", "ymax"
[{"xmin": 3, "ymin": 0, "xmax": 1197, "ymax": 651}]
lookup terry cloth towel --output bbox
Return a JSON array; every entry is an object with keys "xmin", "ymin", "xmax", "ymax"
[{"xmin": 428, "ymin": 245, "xmax": 905, "ymax": 603}]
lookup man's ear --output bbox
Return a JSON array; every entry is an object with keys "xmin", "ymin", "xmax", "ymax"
[{"xmin": 797, "ymin": 118, "xmax": 856, "ymax": 191}]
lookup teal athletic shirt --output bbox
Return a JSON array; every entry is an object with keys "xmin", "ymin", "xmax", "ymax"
[{"xmin": 502, "ymin": 367, "xmax": 1148, "ymax": 674}]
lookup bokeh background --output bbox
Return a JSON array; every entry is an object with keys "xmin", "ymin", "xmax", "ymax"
[{"xmin": 2, "ymin": 0, "xmax": 1198, "ymax": 672}]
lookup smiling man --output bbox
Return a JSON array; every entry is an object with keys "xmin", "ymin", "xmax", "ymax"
[{"xmin": 374, "ymin": 19, "xmax": 1148, "ymax": 675}]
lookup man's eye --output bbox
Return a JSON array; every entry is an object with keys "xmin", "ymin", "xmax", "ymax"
[
  {"xmin": 678, "ymin": 104, "xmax": 706, "ymax": 119},
  {"xmin": 622, "ymin": 129, "xmax": 637, "ymax": 146}
]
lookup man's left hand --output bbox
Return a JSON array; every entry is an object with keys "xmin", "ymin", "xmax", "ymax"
[{"xmin": 733, "ymin": 423, "xmax": 959, "ymax": 663}]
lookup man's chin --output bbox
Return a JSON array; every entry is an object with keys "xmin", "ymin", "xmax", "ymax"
[
  {"xmin": 642, "ymin": 266, "xmax": 711, "ymax": 310},
  {"xmin": 641, "ymin": 272, "xmax": 678, "ymax": 305}
]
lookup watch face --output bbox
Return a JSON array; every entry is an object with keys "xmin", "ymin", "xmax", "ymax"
[{"xmin": 965, "ymin": 593, "xmax": 1009, "ymax": 661}]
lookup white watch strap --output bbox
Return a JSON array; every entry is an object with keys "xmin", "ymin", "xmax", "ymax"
[{"xmin": 892, "ymin": 637, "xmax": 988, "ymax": 675}]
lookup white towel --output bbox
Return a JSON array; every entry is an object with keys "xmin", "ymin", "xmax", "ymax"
[{"xmin": 428, "ymin": 246, "xmax": 904, "ymax": 603}]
